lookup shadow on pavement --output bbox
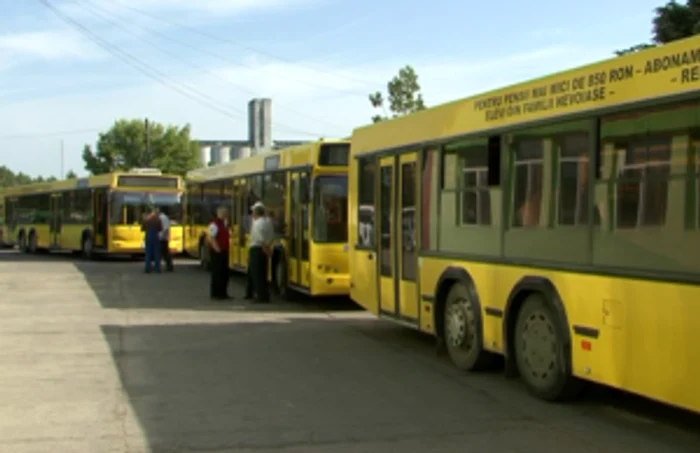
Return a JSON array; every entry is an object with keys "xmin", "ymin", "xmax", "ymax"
[
  {"xmin": 3, "ymin": 249, "xmax": 700, "ymax": 452},
  {"xmin": 0, "ymin": 249, "xmax": 360, "ymax": 313},
  {"xmin": 100, "ymin": 319, "xmax": 539, "ymax": 452}
]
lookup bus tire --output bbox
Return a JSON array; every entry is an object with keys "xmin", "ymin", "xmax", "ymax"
[
  {"xmin": 81, "ymin": 234, "xmax": 94, "ymax": 260},
  {"xmin": 199, "ymin": 240, "xmax": 210, "ymax": 271},
  {"xmin": 18, "ymin": 231, "xmax": 27, "ymax": 253},
  {"xmin": 513, "ymin": 293, "xmax": 582, "ymax": 401},
  {"xmin": 443, "ymin": 282, "xmax": 495, "ymax": 372},
  {"xmin": 28, "ymin": 231, "xmax": 37, "ymax": 254},
  {"xmin": 275, "ymin": 256, "xmax": 293, "ymax": 301}
]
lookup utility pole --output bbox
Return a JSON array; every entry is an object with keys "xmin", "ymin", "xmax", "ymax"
[
  {"xmin": 60, "ymin": 139, "xmax": 64, "ymax": 179},
  {"xmin": 145, "ymin": 117, "xmax": 151, "ymax": 167}
]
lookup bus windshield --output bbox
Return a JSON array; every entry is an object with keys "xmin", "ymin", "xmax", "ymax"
[
  {"xmin": 110, "ymin": 191, "xmax": 182, "ymax": 225},
  {"xmin": 312, "ymin": 175, "xmax": 348, "ymax": 243}
]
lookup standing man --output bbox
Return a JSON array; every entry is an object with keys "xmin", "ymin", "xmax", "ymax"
[
  {"xmin": 245, "ymin": 201, "xmax": 273, "ymax": 303},
  {"xmin": 141, "ymin": 206, "xmax": 162, "ymax": 274},
  {"xmin": 207, "ymin": 206, "xmax": 231, "ymax": 300},
  {"xmin": 158, "ymin": 209, "xmax": 174, "ymax": 272}
]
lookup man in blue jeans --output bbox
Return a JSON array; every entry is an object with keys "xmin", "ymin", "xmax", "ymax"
[{"xmin": 142, "ymin": 206, "xmax": 162, "ymax": 273}]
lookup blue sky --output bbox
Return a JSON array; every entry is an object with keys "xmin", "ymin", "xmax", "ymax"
[{"xmin": 0, "ymin": 0, "xmax": 661, "ymax": 178}]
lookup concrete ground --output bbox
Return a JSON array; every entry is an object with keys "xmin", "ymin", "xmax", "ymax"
[{"xmin": 0, "ymin": 250, "xmax": 698, "ymax": 453}]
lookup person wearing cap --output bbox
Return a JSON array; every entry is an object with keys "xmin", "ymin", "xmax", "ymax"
[
  {"xmin": 207, "ymin": 205, "xmax": 232, "ymax": 300},
  {"xmin": 245, "ymin": 201, "xmax": 273, "ymax": 302},
  {"xmin": 141, "ymin": 205, "xmax": 162, "ymax": 273}
]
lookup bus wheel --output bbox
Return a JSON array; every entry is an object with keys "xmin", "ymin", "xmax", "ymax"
[
  {"xmin": 443, "ymin": 283, "xmax": 494, "ymax": 371},
  {"xmin": 514, "ymin": 293, "xmax": 581, "ymax": 401},
  {"xmin": 28, "ymin": 232, "xmax": 37, "ymax": 253},
  {"xmin": 275, "ymin": 258, "xmax": 293, "ymax": 300},
  {"xmin": 18, "ymin": 233, "xmax": 27, "ymax": 253},
  {"xmin": 81, "ymin": 236, "xmax": 94, "ymax": 260},
  {"xmin": 199, "ymin": 242, "xmax": 210, "ymax": 271}
]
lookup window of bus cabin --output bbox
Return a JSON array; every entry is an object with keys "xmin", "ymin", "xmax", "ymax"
[
  {"xmin": 454, "ymin": 140, "xmax": 492, "ymax": 226},
  {"xmin": 312, "ymin": 175, "xmax": 348, "ymax": 243},
  {"xmin": 512, "ymin": 139, "xmax": 544, "ymax": 228},
  {"xmin": 357, "ymin": 158, "xmax": 376, "ymax": 249},
  {"xmin": 110, "ymin": 192, "xmax": 182, "ymax": 225},
  {"xmin": 504, "ymin": 120, "xmax": 592, "ymax": 264},
  {"xmin": 594, "ymin": 101, "xmax": 698, "ymax": 274},
  {"xmin": 439, "ymin": 138, "xmax": 501, "ymax": 256},
  {"xmin": 557, "ymin": 133, "xmax": 591, "ymax": 226}
]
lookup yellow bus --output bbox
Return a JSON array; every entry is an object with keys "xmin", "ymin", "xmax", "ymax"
[
  {"xmin": 1, "ymin": 169, "xmax": 184, "ymax": 257},
  {"xmin": 348, "ymin": 35, "xmax": 700, "ymax": 413},
  {"xmin": 184, "ymin": 139, "xmax": 350, "ymax": 299},
  {"xmin": 0, "ymin": 193, "xmax": 8, "ymax": 248}
]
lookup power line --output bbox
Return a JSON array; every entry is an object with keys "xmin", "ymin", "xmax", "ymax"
[
  {"xmin": 76, "ymin": 0, "xmax": 347, "ymax": 135},
  {"xmin": 37, "ymin": 0, "xmax": 324, "ymax": 138},
  {"xmin": 105, "ymin": 0, "xmax": 375, "ymax": 92},
  {"xmin": 0, "ymin": 127, "xmax": 102, "ymax": 141}
]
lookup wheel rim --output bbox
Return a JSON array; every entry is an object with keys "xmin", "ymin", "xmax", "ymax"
[
  {"xmin": 518, "ymin": 309, "xmax": 558, "ymax": 384},
  {"xmin": 445, "ymin": 297, "xmax": 477, "ymax": 352}
]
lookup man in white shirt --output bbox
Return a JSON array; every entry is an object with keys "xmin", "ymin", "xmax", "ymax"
[
  {"xmin": 158, "ymin": 209, "xmax": 174, "ymax": 272},
  {"xmin": 244, "ymin": 201, "xmax": 274, "ymax": 303}
]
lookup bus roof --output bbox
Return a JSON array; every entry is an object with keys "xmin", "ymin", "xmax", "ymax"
[
  {"xmin": 351, "ymin": 34, "xmax": 700, "ymax": 155},
  {"xmin": 186, "ymin": 138, "xmax": 349, "ymax": 182},
  {"xmin": 0, "ymin": 171, "xmax": 182, "ymax": 197}
]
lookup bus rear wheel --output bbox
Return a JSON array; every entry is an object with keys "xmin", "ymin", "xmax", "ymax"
[
  {"xmin": 82, "ymin": 235, "xmax": 94, "ymax": 260},
  {"xmin": 513, "ymin": 293, "xmax": 582, "ymax": 401},
  {"xmin": 275, "ymin": 257, "xmax": 293, "ymax": 301},
  {"xmin": 443, "ymin": 283, "xmax": 494, "ymax": 371},
  {"xmin": 199, "ymin": 241, "xmax": 210, "ymax": 271}
]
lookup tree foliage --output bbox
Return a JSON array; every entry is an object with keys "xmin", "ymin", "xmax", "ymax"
[
  {"xmin": 65, "ymin": 170, "xmax": 78, "ymax": 179},
  {"xmin": 82, "ymin": 118, "xmax": 200, "ymax": 176},
  {"xmin": 616, "ymin": 0, "xmax": 700, "ymax": 55},
  {"xmin": 369, "ymin": 65, "xmax": 426, "ymax": 123},
  {"xmin": 0, "ymin": 166, "xmax": 56, "ymax": 188}
]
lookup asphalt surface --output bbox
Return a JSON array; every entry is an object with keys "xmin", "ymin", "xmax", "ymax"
[{"xmin": 0, "ymin": 249, "xmax": 698, "ymax": 453}]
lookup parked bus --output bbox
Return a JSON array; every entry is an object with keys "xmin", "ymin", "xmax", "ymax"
[
  {"xmin": 0, "ymin": 193, "xmax": 8, "ymax": 248},
  {"xmin": 0, "ymin": 169, "xmax": 184, "ymax": 257},
  {"xmin": 184, "ymin": 139, "xmax": 350, "ymax": 299},
  {"xmin": 348, "ymin": 34, "xmax": 700, "ymax": 413}
]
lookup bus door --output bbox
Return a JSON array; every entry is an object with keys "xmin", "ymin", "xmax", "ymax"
[
  {"xmin": 49, "ymin": 193, "xmax": 63, "ymax": 248},
  {"xmin": 231, "ymin": 180, "xmax": 244, "ymax": 270},
  {"xmin": 288, "ymin": 171, "xmax": 310, "ymax": 288},
  {"xmin": 378, "ymin": 154, "xmax": 419, "ymax": 323},
  {"xmin": 93, "ymin": 189, "xmax": 108, "ymax": 249},
  {"xmin": 186, "ymin": 184, "xmax": 198, "ymax": 254}
]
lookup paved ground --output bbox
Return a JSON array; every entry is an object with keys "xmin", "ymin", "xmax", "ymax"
[{"xmin": 0, "ymin": 250, "xmax": 698, "ymax": 453}]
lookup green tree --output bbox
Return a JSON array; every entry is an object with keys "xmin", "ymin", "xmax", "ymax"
[
  {"xmin": 65, "ymin": 170, "xmax": 78, "ymax": 179},
  {"xmin": 0, "ymin": 166, "xmax": 56, "ymax": 187},
  {"xmin": 616, "ymin": 0, "xmax": 700, "ymax": 55},
  {"xmin": 369, "ymin": 65, "xmax": 426, "ymax": 123},
  {"xmin": 82, "ymin": 118, "xmax": 200, "ymax": 176}
]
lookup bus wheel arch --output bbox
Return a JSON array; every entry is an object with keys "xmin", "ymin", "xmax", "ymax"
[
  {"xmin": 504, "ymin": 276, "xmax": 583, "ymax": 401},
  {"xmin": 434, "ymin": 266, "xmax": 495, "ymax": 372}
]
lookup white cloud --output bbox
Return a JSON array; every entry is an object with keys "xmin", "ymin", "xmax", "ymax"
[
  {"xmin": 0, "ymin": 43, "xmax": 615, "ymax": 178},
  {"xmin": 0, "ymin": 30, "xmax": 99, "ymax": 61}
]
